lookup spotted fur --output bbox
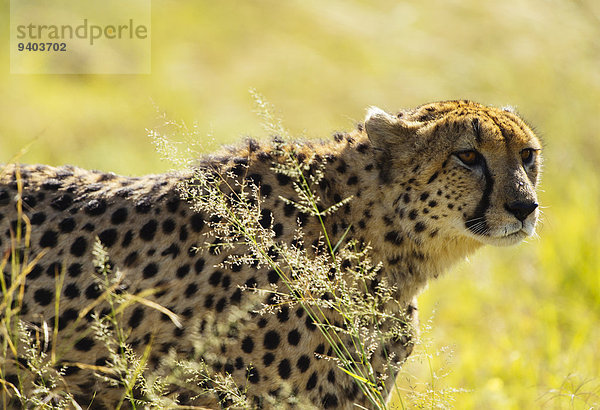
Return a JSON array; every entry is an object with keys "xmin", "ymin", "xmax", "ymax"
[{"xmin": 0, "ymin": 100, "xmax": 541, "ymax": 408}]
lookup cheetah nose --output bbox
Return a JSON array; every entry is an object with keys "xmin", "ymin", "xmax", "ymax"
[{"xmin": 504, "ymin": 201, "xmax": 538, "ymax": 222}]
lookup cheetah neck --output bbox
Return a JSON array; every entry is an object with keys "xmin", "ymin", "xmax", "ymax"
[{"xmin": 318, "ymin": 131, "xmax": 483, "ymax": 305}]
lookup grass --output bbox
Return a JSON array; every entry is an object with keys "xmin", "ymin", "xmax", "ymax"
[{"xmin": 1, "ymin": 0, "xmax": 599, "ymax": 408}]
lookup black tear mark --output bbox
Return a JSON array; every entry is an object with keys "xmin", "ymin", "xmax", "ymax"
[
  {"xmin": 472, "ymin": 117, "xmax": 482, "ymax": 143},
  {"xmin": 465, "ymin": 156, "xmax": 494, "ymax": 234}
]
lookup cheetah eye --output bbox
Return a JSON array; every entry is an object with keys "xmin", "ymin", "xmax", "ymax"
[
  {"xmin": 521, "ymin": 148, "xmax": 536, "ymax": 166},
  {"xmin": 455, "ymin": 150, "xmax": 480, "ymax": 167}
]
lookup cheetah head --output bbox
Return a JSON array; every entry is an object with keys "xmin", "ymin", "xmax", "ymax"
[{"xmin": 365, "ymin": 101, "xmax": 542, "ymax": 247}]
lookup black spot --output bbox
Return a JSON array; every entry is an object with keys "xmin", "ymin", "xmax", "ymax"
[
  {"xmin": 287, "ymin": 329, "xmax": 301, "ymax": 346},
  {"xmin": 161, "ymin": 243, "xmax": 180, "ymax": 259},
  {"xmin": 230, "ymin": 288, "xmax": 242, "ymax": 304},
  {"xmin": 384, "ymin": 231, "xmax": 403, "ymax": 245},
  {"xmin": 221, "ymin": 275, "xmax": 231, "ymax": 290},
  {"xmin": 261, "ymin": 184, "xmax": 272, "ymax": 197},
  {"xmin": 209, "ymin": 270, "xmax": 223, "ymax": 286},
  {"xmin": 315, "ymin": 343, "xmax": 325, "ymax": 356},
  {"xmin": 194, "ymin": 258, "xmax": 205, "ymax": 274},
  {"xmin": 327, "ymin": 369, "xmax": 336, "ymax": 384},
  {"xmin": 322, "ymin": 393, "xmax": 339, "ymax": 408},
  {"xmin": 283, "ymin": 202, "xmax": 295, "ymax": 217},
  {"xmin": 215, "ymin": 297, "xmax": 227, "ymax": 312},
  {"xmin": 276, "ymin": 173, "xmax": 291, "ymax": 186},
  {"xmin": 273, "ymin": 223, "xmax": 283, "ymax": 237},
  {"xmin": 0, "ymin": 189, "xmax": 9, "ymax": 205},
  {"xmin": 74, "ymin": 337, "xmax": 95, "ymax": 352},
  {"xmin": 121, "ymin": 230, "xmax": 133, "ymax": 247},
  {"xmin": 247, "ymin": 367, "xmax": 259, "ymax": 384},
  {"xmin": 124, "ymin": 252, "xmax": 138, "ymax": 267},
  {"xmin": 278, "ymin": 359, "xmax": 291, "ymax": 379},
  {"xmin": 265, "ymin": 293, "xmax": 278, "ymax": 305},
  {"xmin": 428, "ymin": 200, "xmax": 438, "ymax": 207},
  {"xmin": 247, "ymin": 173, "xmax": 262, "ymax": 186},
  {"xmin": 27, "ymin": 264, "xmax": 42, "ymax": 280},
  {"xmin": 241, "ymin": 336, "xmax": 254, "ymax": 353},
  {"xmin": 34, "ymin": 288, "xmax": 53, "ymax": 305},
  {"xmin": 297, "ymin": 212, "xmax": 308, "ymax": 226},
  {"xmin": 182, "ymin": 308, "xmax": 193, "ymax": 318},
  {"xmin": 68, "ymin": 263, "xmax": 82, "ymax": 277},
  {"xmin": 84, "ymin": 199, "xmax": 106, "ymax": 216},
  {"xmin": 85, "ymin": 283, "xmax": 101, "ymax": 299},
  {"xmin": 166, "ymin": 198, "xmax": 180, "ymax": 213},
  {"xmin": 39, "ymin": 230, "xmax": 58, "ymax": 248},
  {"xmin": 277, "ymin": 306, "xmax": 289, "ymax": 322},
  {"xmin": 42, "ymin": 179, "xmax": 62, "ymax": 190},
  {"xmin": 98, "ymin": 229, "xmax": 118, "ymax": 247},
  {"xmin": 46, "ymin": 262, "xmax": 61, "ymax": 277},
  {"xmin": 176, "ymin": 264, "xmax": 190, "ymax": 278},
  {"xmin": 179, "ymin": 226, "xmax": 188, "ymax": 241},
  {"xmin": 263, "ymin": 353, "xmax": 275, "ymax": 367},
  {"xmin": 111, "ymin": 208, "xmax": 128, "ymax": 224},
  {"xmin": 245, "ymin": 277, "xmax": 258, "ymax": 289},
  {"xmin": 51, "ymin": 194, "xmax": 72, "ymax": 211},
  {"xmin": 190, "ymin": 214, "xmax": 204, "ymax": 232},
  {"xmin": 135, "ymin": 198, "xmax": 152, "ymax": 214},
  {"xmin": 305, "ymin": 315, "xmax": 316, "ymax": 331},
  {"xmin": 139, "ymin": 220, "xmax": 158, "ymax": 241},
  {"xmin": 306, "ymin": 372, "xmax": 318, "ymax": 390},
  {"xmin": 347, "ymin": 175, "xmax": 358, "ymax": 185},
  {"xmin": 235, "ymin": 357, "xmax": 244, "ymax": 370},
  {"xmin": 162, "ymin": 218, "xmax": 176, "ymax": 234},
  {"xmin": 263, "ymin": 330, "xmax": 280, "ymax": 350},
  {"xmin": 82, "ymin": 223, "xmax": 95, "ymax": 232},
  {"xmin": 185, "ymin": 283, "xmax": 198, "ymax": 297},
  {"xmin": 143, "ymin": 263, "xmax": 158, "ymax": 278},
  {"xmin": 129, "ymin": 307, "xmax": 144, "ymax": 329},
  {"xmin": 259, "ymin": 209, "xmax": 272, "ymax": 229},
  {"xmin": 336, "ymin": 162, "xmax": 347, "ymax": 174},
  {"xmin": 66, "ymin": 237, "xmax": 87, "ymax": 258},
  {"xmin": 296, "ymin": 355, "xmax": 310, "ymax": 373},
  {"xmin": 204, "ymin": 295, "xmax": 214, "ymax": 308},
  {"xmin": 420, "ymin": 192, "xmax": 430, "ymax": 201},
  {"xmin": 267, "ymin": 270, "xmax": 279, "ymax": 284},
  {"xmin": 58, "ymin": 217, "xmax": 76, "ymax": 233},
  {"xmin": 31, "ymin": 212, "xmax": 46, "ymax": 225},
  {"xmin": 64, "ymin": 283, "xmax": 80, "ymax": 299},
  {"xmin": 116, "ymin": 188, "xmax": 133, "ymax": 198},
  {"xmin": 356, "ymin": 142, "xmax": 369, "ymax": 153},
  {"xmin": 409, "ymin": 209, "xmax": 418, "ymax": 220},
  {"xmin": 415, "ymin": 222, "xmax": 426, "ymax": 233},
  {"xmin": 224, "ymin": 362, "xmax": 234, "ymax": 374}
]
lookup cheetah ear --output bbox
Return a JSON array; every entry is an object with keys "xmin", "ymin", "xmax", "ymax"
[{"xmin": 364, "ymin": 107, "xmax": 421, "ymax": 149}]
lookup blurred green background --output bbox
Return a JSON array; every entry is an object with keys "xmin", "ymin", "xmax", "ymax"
[{"xmin": 1, "ymin": 0, "xmax": 599, "ymax": 408}]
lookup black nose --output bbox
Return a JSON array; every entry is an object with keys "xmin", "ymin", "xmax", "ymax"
[{"xmin": 504, "ymin": 201, "xmax": 538, "ymax": 222}]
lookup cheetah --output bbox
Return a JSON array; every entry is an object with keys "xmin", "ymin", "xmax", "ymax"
[{"xmin": 0, "ymin": 100, "xmax": 541, "ymax": 408}]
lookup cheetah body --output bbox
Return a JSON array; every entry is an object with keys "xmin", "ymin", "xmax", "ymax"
[{"xmin": 0, "ymin": 101, "xmax": 541, "ymax": 408}]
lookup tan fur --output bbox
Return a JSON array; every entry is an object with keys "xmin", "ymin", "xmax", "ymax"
[{"xmin": 0, "ymin": 100, "xmax": 541, "ymax": 408}]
